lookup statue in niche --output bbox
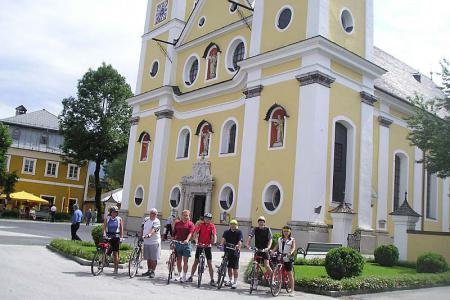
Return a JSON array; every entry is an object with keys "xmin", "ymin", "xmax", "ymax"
[
  {"xmin": 200, "ymin": 128, "xmax": 210, "ymax": 156},
  {"xmin": 207, "ymin": 47, "xmax": 218, "ymax": 80},
  {"xmin": 271, "ymin": 114, "xmax": 285, "ymax": 147}
]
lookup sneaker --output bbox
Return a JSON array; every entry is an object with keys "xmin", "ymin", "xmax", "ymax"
[
  {"xmin": 149, "ymin": 270, "xmax": 155, "ymax": 278},
  {"xmin": 289, "ymin": 291, "xmax": 295, "ymax": 297},
  {"xmin": 186, "ymin": 276, "xmax": 193, "ymax": 282},
  {"xmin": 231, "ymin": 282, "xmax": 237, "ymax": 289},
  {"xmin": 224, "ymin": 280, "xmax": 232, "ymax": 287},
  {"xmin": 209, "ymin": 280, "xmax": 216, "ymax": 287},
  {"xmin": 142, "ymin": 270, "xmax": 151, "ymax": 277},
  {"xmin": 180, "ymin": 275, "xmax": 187, "ymax": 283},
  {"xmin": 175, "ymin": 275, "xmax": 183, "ymax": 282}
]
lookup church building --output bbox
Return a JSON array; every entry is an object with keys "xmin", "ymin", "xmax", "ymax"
[{"xmin": 120, "ymin": 0, "xmax": 449, "ymax": 255}]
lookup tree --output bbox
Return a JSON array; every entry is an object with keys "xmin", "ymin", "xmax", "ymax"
[
  {"xmin": 0, "ymin": 123, "xmax": 18, "ymax": 202},
  {"xmin": 103, "ymin": 152, "xmax": 127, "ymax": 189},
  {"xmin": 59, "ymin": 63, "xmax": 133, "ymax": 222}
]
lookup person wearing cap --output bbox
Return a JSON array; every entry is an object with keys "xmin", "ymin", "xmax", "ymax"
[
  {"xmin": 70, "ymin": 204, "xmax": 83, "ymax": 241},
  {"xmin": 141, "ymin": 208, "xmax": 161, "ymax": 278},
  {"xmin": 102, "ymin": 206, "xmax": 123, "ymax": 274},
  {"xmin": 246, "ymin": 216, "xmax": 273, "ymax": 277},
  {"xmin": 173, "ymin": 209, "xmax": 195, "ymax": 282},
  {"xmin": 220, "ymin": 219, "xmax": 243, "ymax": 289},
  {"xmin": 187, "ymin": 212, "xmax": 217, "ymax": 285},
  {"xmin": 271, "ymin": 225, "xmax": 296, "ymax": 297}
]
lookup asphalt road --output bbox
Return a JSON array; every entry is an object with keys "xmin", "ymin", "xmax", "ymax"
[{"xmin": 0, "ymin": 219, "xmax": 449, "ymax": 300}]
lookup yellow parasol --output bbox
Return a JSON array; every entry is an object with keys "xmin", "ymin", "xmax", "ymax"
[{"xmin": 0, "ymin": 191, "xmax": 50, "ymax": 205}]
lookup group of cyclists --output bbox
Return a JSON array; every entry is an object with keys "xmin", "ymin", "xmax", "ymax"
[{"xmin": 101, "ymin": 206, "xmax": 297, "ymax": 297}]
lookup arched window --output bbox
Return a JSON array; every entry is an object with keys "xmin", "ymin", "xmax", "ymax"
[
  {"xmin": 426, "ymin": 172, "xmax": 437, "ymax": 219},
  {"xmin": 134, "ymin": 186, "xmax": 144, "ymax": 207},
  {"xmin": 263, "ymin": 183, "xmax": 282, "ymax": 213},
  {"xmin": 332, "ymin": 123, "xmax": 347, "ymax": 203},
  {"xmin": 169, "ymin": 186, "xmax": 181, "ymax": 209},
  {"xmin": 176, "ymin": 127, "xmax": 191, "ymax": 159},
  {"xmin": 220, "ymin": 119, "xmax": 237, "ymax": 155},
  {"xmin": 196, "ymin": 121, "xmax": 212, "ymax": 157},
  {"xmin": 138, "ymin": 132, "xmax": 151, "ymax": 162},
  {"xmin": 393, "ymin": 152, "xmax": 408, "ymax": 210},
  {"xmin": 219, "ymin": 185, "xmax": 234, "ymax": 211},
  {"xmin": 265, "ymin": 104, "xmax": 288, "ymax": 148}
]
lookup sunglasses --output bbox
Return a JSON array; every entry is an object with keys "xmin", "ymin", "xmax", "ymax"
[{"xmin": 282, "ymin": 230, "xmax": 290, "ymax": 233}]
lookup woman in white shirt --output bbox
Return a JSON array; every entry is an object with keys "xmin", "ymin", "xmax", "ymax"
[{"xmin": 272, "ymin": 225, "xmax": 296, "ymax": 296}]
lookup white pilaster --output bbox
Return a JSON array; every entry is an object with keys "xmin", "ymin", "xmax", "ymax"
[
  {"xmin": 147, "ymin": 109, "xmax": 173, "ymax": 212},
  {"xmin": 306, "ymin": 0, "xmax": 329, "ymax": 38},
  {"xmin": 376, "ymin": 118, "xmax": 391, "ymax": 230},
  {"xmin": 171, "ymin": 0, "xmax": 186, "ymax": 20},
  {"xmin": 358, "ymin": 94, "xmax": 376, "ymax": 230},
  {"xmin": 413, "ymin": 146, "xmax": 424, "ymax": 229},
  {"xmin": 365, "ymin": 0, "xmax": 374, "ymax": 61},
  {"xmin": 442, "ymin": 178, "xmax": 449, "ymax": 232},
  {"xmin": 292, "ymin": 71, "xmax": 334, "ymax": 223},
  {"xmin": 249, "ymin": 0, "xmax": 264, "ymax": 57},
  {"xmin": 236, "ymin": 88, "xmax": 261, "ymax": 222},
  {"xmin": 330, "ymin": 212, "xmax": 355, "ymax": 245},
  {"xmin": 392, "ymin": 215, "xmax": 419, "ymax": 261},
  {"xmin": 136, "ymin": 0, "xmax": 154, "ymax": 94}
]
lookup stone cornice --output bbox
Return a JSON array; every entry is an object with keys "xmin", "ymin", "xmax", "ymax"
[
  {"xmin": 242, "ymin": 85, "xmax": 264, "ymax": 99},
  {"xmin": 296, "ymin": 71, "xmax": 336, "ymax": 88},
  {"xmin": 360, "ymin": 91, "xmax": 378, "ymax": 106},
  {"xmin": 378, "ymin": 116, "xmax": 393, "ymax": 127},
  {"xmin": 130, "ymin": 116, "xmax": 140, "ymax": 126},
  {"xmin": 154, "ymin": 109, "xmax": 174, "ymax": 120}
]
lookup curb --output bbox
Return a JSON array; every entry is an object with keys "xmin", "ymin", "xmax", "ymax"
[{"xmin": 46, "ymin": 244, "xmax": 126, "ymax": 269}]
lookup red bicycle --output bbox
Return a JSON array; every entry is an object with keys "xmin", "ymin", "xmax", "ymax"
[
  {"xmin": 248, "ymin": 247, "xmax": 275, "ymax": 294},
  {"xmin": 91, "ymin": 238, "xmax": 112, "ymax": 276},
  {"xmin": 270, "ymin": 253, "xmax": 293, "ymax": 296},
  {"xmin": 167, "ymin": 240, "xmax": 184, "ymax": 284}
]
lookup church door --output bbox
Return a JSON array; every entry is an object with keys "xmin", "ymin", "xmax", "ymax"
[{"xmin": 192, "ymin": 195, "xmax": 206, "ymax": 224}]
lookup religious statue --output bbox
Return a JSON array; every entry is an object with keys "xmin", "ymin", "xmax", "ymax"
[
  {"xmin": 207, "ymin": 50, "xmax": 218, "ymax": 80},
  {"xmin": 201, "ymin": 130, "xmax": 210, "ymax": 156},
  {"xmin": 271, "ymin": 114, "xmax": 284, "ymax": 147}
]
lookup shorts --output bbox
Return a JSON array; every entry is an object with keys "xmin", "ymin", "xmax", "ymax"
[
  {"xmin": 226, "ymin": 250, "xmax": 240, "ymax": 269},
  {"xmin": 195, "ymin": 247, "xmax": 212, "ymax": 260},
  {"xmin": 256, "ymin": 251, "xmax": 269, "ymax": 262},
  {"xmin": 175, "ymin": 242, "xmax": 192, "ymax": 257},
  {"xmin": 283, "ymin": 261, "xmax": 293, "ymax": 272},
  {"xmin": 109, "ymin": 237, "xmax": 120, "ymax": 252},
  {"xmin": 144, "ymin": 243, "xmax": 161, "ymax": 261}
]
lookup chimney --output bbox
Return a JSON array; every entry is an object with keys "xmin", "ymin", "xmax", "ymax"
[{"xmin": 15, "ymin": 105, "xmax": 27, "ymax": 115}]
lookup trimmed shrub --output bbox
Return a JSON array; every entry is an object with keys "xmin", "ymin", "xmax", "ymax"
[
  {"xmin": 1, "ymin": 209, "xmax": 19, "ymax": 218},
  {"xmin": 295, "ymin": 257, "xmax": 325, "ymax": 266},
  {"xmin": 417, "ymin": 252, "xmax": 449, "ymax": 273},
  {"xmin": 374, "ymin": 245, "xmax": 399, "ymax": 267},
  {"xmin": 325, "ymin": 247, "xmax": 365, "ymax": 280},
  {"xmin": 272, "ymin": 233, "xmax": 282, "ymax": 248},
  {"xmin": 91, "ymin": 225, "xmax": 103, "ymax": 246},
  {"xmin": 54, "ymin": 212, "xmax": 71, "ymax": 221}
]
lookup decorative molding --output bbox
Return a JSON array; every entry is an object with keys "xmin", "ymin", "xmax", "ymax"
[
  {"xmin": 242, "ymin": 85, "xmax": 263, "ymax": 98},
  {"xmin": 130, "ymin": 116, "xmax": 140, "ymax": 126},
  {"xmin": 154, "ymin": 109, "xmax": 174, "ymax": 119},
  {"xmin": 378, "ymin": 116, "xmax": 393, "ymax": 127},
  {"xmin": 296, "ymin": 71, "xmax": 335, "ymax": 88},
  {"xmin": 360, "ymin": 91, "xmax": 378, "ymax": 106}
]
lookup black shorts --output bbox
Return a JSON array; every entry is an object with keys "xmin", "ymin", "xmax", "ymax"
[
  {"xmin": 226, "ymin": 251, "xmax": 240, "ymax": 269},
  {"xmin": 256, "ymin": 251, "xmax": 269, "ymax": 262},
  {"xmin": 284, "ymin": 261, "xmax": 293, "ymax": 272},
  {"xmin": 195, "ymin": 247, "xmax": 212, "ymax": 260},
  {"xmin": 109, "ymin": 237, "xmax": 120, "ymax": 252}
]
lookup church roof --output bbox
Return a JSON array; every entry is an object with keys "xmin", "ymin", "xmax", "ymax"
[
  {"xmin": 374, "ymin": 47, "xmax": 445, "ymax": 102},
  {"xmin": 0, "ymin": 109, "xmax": 59, "ymax": 131}
]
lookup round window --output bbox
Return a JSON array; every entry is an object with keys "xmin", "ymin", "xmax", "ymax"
[
  {"xmin": 263, "ymin": 185, "xmax": 281, "ymax": 212},
  {"xmin": 169, "ymin": 187, "xmax": 181, "ymax": 208},
  {"xmin": 232, "ymin": 42, "xmax": 245, "ymax": 70},
  {"xmin": 277, "ymin": 7, "xmax": 292, "ymax": 31},
  {"xmin": 198, "ymin": 16, "xmax": 205, "ymax": 27},
  {"xmin": 219, "ymin": 186, "xmax": 234, "ymax": 211},
  {"xmin": 134, "ymin": 187, "xmax": 144, "ymax": 207},
  {"xmin": 229, "ymin": 2, "xmax": 238, "ymax": 13},
  {"xmin": 150, "ymin": 60, "xmax": 159, "ymax": 77},
  {"xmin": 341, "ymin": 9, "xmax": 354, "ymax": 34},
  {"xmin": 184, "ymin": 56, "xmax": 199, "ymax": 86}
]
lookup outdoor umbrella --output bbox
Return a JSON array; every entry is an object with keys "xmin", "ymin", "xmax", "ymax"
[{"xmin": 0, "ymin": 191, "xmax": 49, "ymax": 205}]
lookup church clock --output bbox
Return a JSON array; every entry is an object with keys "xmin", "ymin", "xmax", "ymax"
[{"xmin": 154, "ymin": 0, "xmax": 168, "ymax": 25}]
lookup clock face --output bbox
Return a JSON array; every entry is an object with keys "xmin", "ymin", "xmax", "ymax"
[{"xmin": 154, "ymin": 0, "xmax": 168, "ymax": 25}]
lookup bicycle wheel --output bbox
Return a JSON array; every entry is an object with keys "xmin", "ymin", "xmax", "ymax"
[
  {"xmin": 197, "ymin": 255, "xmax": 205, "ymax": 288},
  {"xmin": 270, "ymin": 266, "xmax": 283, "ymax": 297},
  {"xmin": 128, "ymin": 247, "xmax": 140, "ymax": 278},
  {"xmin": 249, "ymin": 264, "xmax": 258, "ymax": 294},
  {"xmin": 91, "ymin": 250, "xmax": 105, "ymax": 276},
  {"xmin": 216, "ymin": 258, "xmax": 227, "ymax": 289},
  {"xmin": 167, "ymin": 252, "xmax": 175, "ymax": 284}
]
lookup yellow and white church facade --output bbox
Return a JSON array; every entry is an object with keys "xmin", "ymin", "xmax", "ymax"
[{"xmin": 120, "ymin": 0, "xmax": 450, "ymax": 254}]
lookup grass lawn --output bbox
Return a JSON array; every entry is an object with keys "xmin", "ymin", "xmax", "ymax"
[{"xmin": 294, "ymin": 263, "xmax": 416, "ymax": 280}]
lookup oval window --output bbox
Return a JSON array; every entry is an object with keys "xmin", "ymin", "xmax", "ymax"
[
  {"xmin": 150, "ymin": 61, "xmax": 159, "ymax": 77},
  {"xmin": 263, "ymin": 184, "xmax": 282, "ymax": 212},
  {"xmin": 198, "ymin": 16, "xmax": 205, "ymax": 27},
  {"xmin": 341, "ymin": 9, "xmax": 354, "ymax": 34},
  {"xmin": 169, "ymin": 187, "xmax": 181, "ymax": 208},
  {"xmin": 220, "ymin": 186, "xmax": 234, "ymax": 211},
  {"xmin": 277, "ymin": 7, "xmax": 292, "ymax": 30},
  {"xmin": 134, "ymin": 187, "xmax": 144, "ymax": 207}
]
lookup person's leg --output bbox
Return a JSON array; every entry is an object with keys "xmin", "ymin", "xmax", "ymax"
[
  {"xmin": 190, "ymin": 259, "xmax": 199, "ymax": 277},
  {"xmin": 70, "ymin": 223, "xmax": 76, "ymax": 240},
  {"xmin": 74, "ymin": 223, "xmax": 81, "ymax": 240},
  {"xmin": 207, "ymin": 260, "xmax": 214, "ymax": 280},
  {"xmin": 227, "ymin": 267, "xmax": 233, "ymax": 282},
  {"xmin": 264, "ymin": 259, "xmax": 272, "ymax": 275},
  {"xmin": 176, "ymin": 256, "xmax": 182, "ymax": 273},
  {"xmin": 288, "ymin": 271, "xmax": 294, "ymax": 292},
  {"xmin": 182, "ymin": 256, "xmax": 189, "ymax": 276}
]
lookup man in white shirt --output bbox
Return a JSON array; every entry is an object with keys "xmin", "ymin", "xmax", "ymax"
[
  {"xmin": 141, "ymin": 208, "xmax": 161, "ymax": 278},
  {"xmin": 50, "ymin": 205, "xmax": 57, "ymax": 222}
]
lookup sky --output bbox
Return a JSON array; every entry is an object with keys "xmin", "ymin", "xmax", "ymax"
[{"xmin": 0, "ymin": 0, "xmax": 449, "ymax": 119}]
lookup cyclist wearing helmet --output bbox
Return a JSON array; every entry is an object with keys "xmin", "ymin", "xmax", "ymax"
[
  {"xmin": 272, "ymin": 225, "xmax": 296, "ymax": 297},
  {"xmin": 187, "ymin": 212, "xmax": 217, "ymax": 285},
  {"xmin": 102, "ymin": 206, "xmax": 123, "ymax": 274},
  {"xmin": 246, "ymin": 216, "xmax": 273, "ymax": 276},
  {"xmin": 221, "ymin": 219, "xmax": 243, "ymax": 289}
]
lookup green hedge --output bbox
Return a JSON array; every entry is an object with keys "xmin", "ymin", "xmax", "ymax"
[
  {"xmin": 0, "ymin": 209, "xmax": 19, "ymax": 218},
  {"xmin": 54, "ymin": 212, "xmax": 71, "ymax": 221},
  {"xmin": 50, "ymin": 239, "xmax": 131, "ymax": 263},
  {"xmin": 325, "ymin": 247, "xmax": 365, "ymax": 280},
  {"xmin": 417, "ymin": 252, "xmax": 449, "ymax": 273},
  {"xmin": 374, "ymin": 245, "xmax": 399, "ymax": 267},
  {"xmin": 91, "ymin": 225, "xmax": 103, "ymax": 246},
  {"xmin": 295, "ymin": 257, "xmax": 325, "ymax": 266}
]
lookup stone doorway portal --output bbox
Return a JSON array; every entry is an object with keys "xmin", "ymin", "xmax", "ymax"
[{"xmin": 192, "ymin": 195, "xmax": 206, "ymax": 224}]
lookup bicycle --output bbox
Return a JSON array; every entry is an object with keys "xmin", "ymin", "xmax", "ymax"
[
  {"xmin": 216, "ymin": 243, "xmax": 238, "ymax": 290},
  {"xmin": 167, "ymin": 240, "xmax": 184, "ymax": 284},
  {"xmin": 196, "ymin": 243, "xmax": 210, "ymax": 288},
  {"xmin": 91, "ymin": 237, "xmax": 112, "ymax": 276},
  {"xmin": 270, "ymin": 253, "xmax": 293, "ymax": 296},
  {"xmin": 247, "ymin": 247, "xmax": 275, "ymax": 294},
  {"xmin": 128, "ymin": 233, "xmax": 144, "ymax": 278}
]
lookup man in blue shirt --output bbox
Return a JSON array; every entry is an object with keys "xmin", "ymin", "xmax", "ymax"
[{"xmin": 71, "ymin": 204, "xmax": 83, "ymax": 241}]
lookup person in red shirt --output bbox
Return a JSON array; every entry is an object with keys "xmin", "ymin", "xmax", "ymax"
[
  {"xmin": 172, "ymin": 209, "xmax": 195, "ymax": 282},
  {"xmin": 187, "ymin": 213, "xmax": 217, "ymax": 285}
]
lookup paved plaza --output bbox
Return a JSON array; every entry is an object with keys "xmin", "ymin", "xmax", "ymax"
[{"xmin": 0, "ymin": 219, "xmax": 449, "ymax": 300}]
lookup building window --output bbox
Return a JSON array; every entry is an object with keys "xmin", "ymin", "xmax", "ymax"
[
  {"xmin": 220, "ymin": 119, "xmax": 237, "ymax": 155},
  {"xmin": 45, "ymin": 161, "xmax": 59, "ymax": 178},
  {"xmin": 169, "ymin": 186, "xmax": 181, "ymax": 208},
  {"xmin": 265, "ymin": 105, "xmax": 288, "ymax": 149},
  {"xmin": 229, "ymin": 2, "xmax": 238, "ymax": 13},
  {"xmin": 332, "ymin": 123, "xmax": 347, "ymax": 203},
  {"xmin": 184, "ymin": 56, "xmax": 199, "ymax": 86},
  {"xmin": 135, "ymin": 186, "xmax": 144, "ymax": 207},
  {"xmin": 154, "ymin": 0, "xmax": 168, "ymax": 25},
  {"xmin": 219, "ymin": 185, "xmax": 234, "ymax": 211},
  {"xmin": 196, "ymin": 121, "xmax": 212, "ymax": 157},
  {"xmin": 150, "ymin": 60, "xmax": 159, "ymax": 78},
  {"xmin": 22, "ymin": 158, "xmax": 36, "ymax": 175},
  {"xmin": 340, "ymin": 9, "xmax": 354, "ymax": 34},
  {"xmin": 176, "ymin": 128, "xmax": 191, "ymax": 159},
  {"xmin": 393, "ymin": 152, "xmax": 408, "ymax": 210},
  {"xmin": 226, "ymin": 38, "xmax": 246, "ymax": 72},
  {"xmin": 263, "ymin": 183, "xmax": 282, "ymax": 213},
  {"xmin": 41, "ymin": 195, "xmax": 56, "ymax": 206},
  {"xmin": 276, "ymin": 6, "xmax": 293, "ymax": 31},
  {"xmin": 198, "ymin": 16, "xmax": 206, "ymax": 27},
  {"xmin": 426, "ymin": 172, "xmax": 437, "ymax": 220},
  {"xmin": 40, "ymin": 135, "xmax": 49, "ymax": 145},
  {"xmin": 139, "ymin": 132, "xmax": 151, "ymax": 162},
  {"xmin": 68, "ymin": 198, "xmax": 78, "ymax": 214},
  {"xmin": 12, "ymin": 128, "xmax": 20, "ymax": 140},
  {"xmin": 67, "ymin": 164, "xmax": 79, "ymax": 180}
]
